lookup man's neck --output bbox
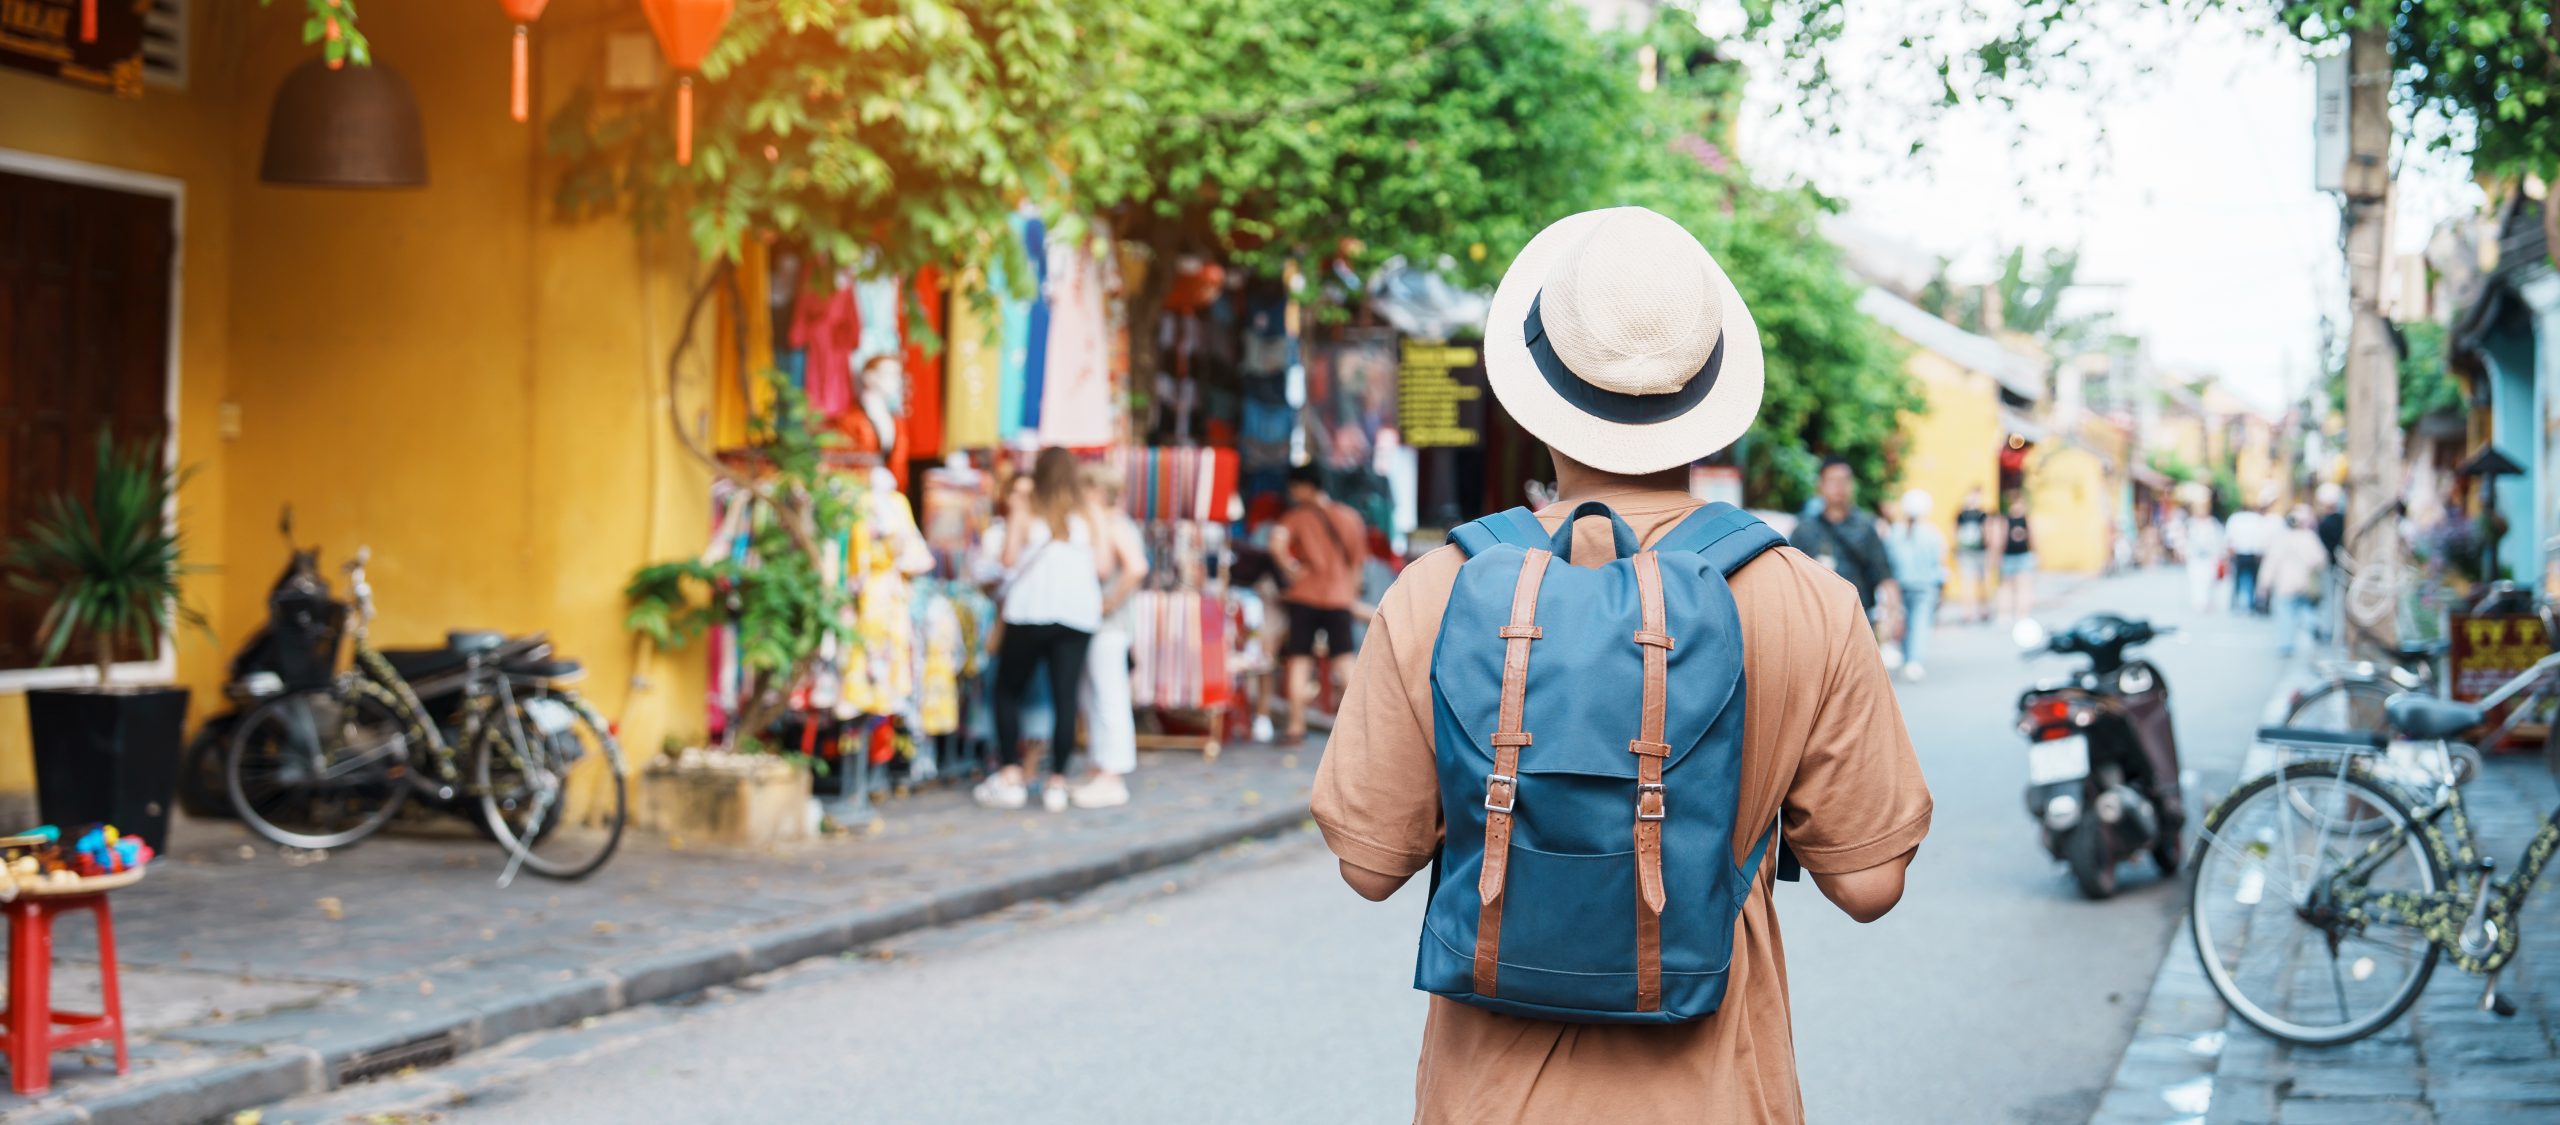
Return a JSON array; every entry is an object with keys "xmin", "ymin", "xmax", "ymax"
[
  {"xmin": 1551, "ymin": 462, "xmax": 1687, "ymax": 503},
  {"xmin": 1823, "ymin": 502, "xmax": 1852, "ymax": 522}
]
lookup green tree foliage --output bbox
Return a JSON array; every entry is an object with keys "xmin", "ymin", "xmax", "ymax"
[
  {"xmin": 552, "ymin": 0, "xmax": 1139, "ymax": 276},
  {"xmin": 1094, "ymin": 0, "xmax": 1638, "ymax": 379},
  {"xmin": 1606, "ymin": 17, "xmax": 1920, "ymax": 509},
  {"xmin": 2395, "ymin": 320, "xmax": 2463, "ymax": 427},
  {"xmin": 624, "ymin": 372, "xmax": 855, "ymax": 749}
]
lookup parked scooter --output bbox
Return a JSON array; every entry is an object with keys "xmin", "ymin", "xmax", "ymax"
[
  {"xmin": 2013, "ymin": 613, "xmax": 2185, "ymax": 899},
  {"xmin": 179, "ymin": 511, "xmax": 574, "ymax": 819},
  {"xmin": 177, "ymin": 512, "xmax": 343, "ymax": 817}
]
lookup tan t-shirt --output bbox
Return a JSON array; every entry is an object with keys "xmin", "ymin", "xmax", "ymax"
[{"xmin": 1311, "ymin": 488, "xmax": 1933, "ymax": 1125}]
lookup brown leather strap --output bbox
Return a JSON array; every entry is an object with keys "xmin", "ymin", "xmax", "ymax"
[
  {"xmin": 1475, "ymin": 547, "xmax": 1551, "ymax": 999},
  {"xmin": 1630, "ymin": 551, "xmax": 1673, "ymax": 1012}
]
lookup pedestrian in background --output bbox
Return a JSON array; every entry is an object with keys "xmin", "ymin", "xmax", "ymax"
[
  {"xmin": 1271, "ymin": 463, "xmax": 1368, "ymax": 742},
  {"xmin": 1314, "ymin": 206, "xmax": 1928, "ymax": 1124},
  {"xmin": 975, "ymin": 447, "xmax": 1108, "ymax": 813},
  {"xmin": 1790, "ymin": 457, "xmax": 1901, "ymax": 631},
  {"xmin": 2313, "ymin": 481, "xmax": 2346, "ymax": 643},
  {"xmin": 2266, "ymin": 505, "xmax": 2328, "ymax": 658},
  {"xmin": 1886, "ymin": 489, "xmax": 1948, "ymax": 682},
  {"xmin": 1994, "ymin": 491, "xmax": 2036, "ymax": 622},
  {"xmin": 2182, "ymin": 498, "xmax": 2226, "ymax": 613},
  {"xmin": 1953, "ymin": 487, "xmax": 1991, "ymax": 623},
  {"xmin": 2225, "ymin": 499, "xmax": 2272, "ymax": 616},
  {"xmin": 1070, "ymin": 464, "xmax": 1149, "ymax": 809}
]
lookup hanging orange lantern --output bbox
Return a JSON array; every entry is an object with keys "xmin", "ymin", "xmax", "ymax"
[
  {"xmin": 79, "ymin": 0, "xmax": 93, "ymax": 42},
  {"xmin": 500, "ymin": 0, "xmax": 550, "ymax": 123},
  {"xmin": 641, "ymin": 0, "xmax": 735, "ymax": 167}
]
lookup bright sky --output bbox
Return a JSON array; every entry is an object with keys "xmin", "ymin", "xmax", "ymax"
[{"xmin": 1733, "ymin": 3, "xmax": 2481, "ymax": 414}]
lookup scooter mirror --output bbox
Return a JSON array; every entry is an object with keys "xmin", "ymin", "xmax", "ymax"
[{"xmin": 2012, "ymin": 619, "xmax": 2050, "ymax": 652}]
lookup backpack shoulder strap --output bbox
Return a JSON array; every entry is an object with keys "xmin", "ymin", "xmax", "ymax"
[
  {"xmin": 1654, "ymin": 502, "xmax": 1785, "ymax": 577},
  {"xmin": 1449, "ymin": 507, "xmax": 1552, "ymax": 558}
]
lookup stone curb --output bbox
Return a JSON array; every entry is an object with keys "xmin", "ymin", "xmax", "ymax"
[{"xmin": 13, "ymin": 803, "xmax": 1316, "ymax": 1125}]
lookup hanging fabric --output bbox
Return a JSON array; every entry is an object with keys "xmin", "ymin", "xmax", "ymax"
[
  {"xmin": 944, "ymin": 269, "xmax": 1004, "ymax": 451},
  {"xmin": 903, "ymin": 266, "xmax": 947, "ymax": 462},
  {"xmin": 1039, "ymin": 222, "xmax": 1117, "ymax": 448},
  {"xmin": 1015, "ymin": 211, "xmax": 1052, "ymax": 434}
]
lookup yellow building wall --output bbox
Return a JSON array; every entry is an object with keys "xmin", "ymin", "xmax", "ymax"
[
  {"xmin": 1894, "ymin": 350, "xmax": 2000, "ymax": 603},
  {"xmin": 2027, "ymin": 445, "xmax": 2114, "ymax": 574},
  {"xmin": 0, "ymin": 3, "xmax": 712, "ymax": 808}
]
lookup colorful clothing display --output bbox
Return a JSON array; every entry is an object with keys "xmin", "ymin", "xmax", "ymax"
[
  {"xmin": 944, "ymin": 270, "xmax": 1004, "ymax": 451},
  {"xmin": 790, "ymin": 270, "xmax": 860, "ymax": 420},
  {"xmin": 1109, "ymin": 446, "xmax": 1239, "ymax": 524},
  {"xmin": 1015, "ymin": 211, "xmax": 1051, "ymax": 434},
  {"xmin": 995, "ymin": 241, "xmax": 1034, "ymax": 443},
  {"xmin": 1039, "ymin": 223, "xmax": 1118, "ymax": 449},
  {"xmin": 903, "ymin": 265, "xmax": 947, "ymax": 461}
]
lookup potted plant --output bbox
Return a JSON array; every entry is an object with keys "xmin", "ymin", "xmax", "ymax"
[{"xmin": 3, "ymin": 433, "xmax": 207, "ymax": 849}]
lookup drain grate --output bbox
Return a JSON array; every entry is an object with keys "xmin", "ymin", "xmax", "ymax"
[{"xmin": 335, "ymin": 1030, "xmax": 464, "ymax": 1086}]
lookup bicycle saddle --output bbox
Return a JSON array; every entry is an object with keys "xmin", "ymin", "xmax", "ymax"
[
  {"xmin": 447, "ymin": 630, "xmax": 506, "ymax": 655},
  {"xmin": 2384, "ymin": 692, "xmax": 2485, "ymax": 739},
  {"xmin": 2391, "ymin": 638, "xmax": 2450, "ymax": 663}
]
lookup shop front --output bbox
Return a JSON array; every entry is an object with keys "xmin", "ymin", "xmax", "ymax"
[{"xmin": 0, "ymin": 2, "xmax": 712, "ymax": 828}]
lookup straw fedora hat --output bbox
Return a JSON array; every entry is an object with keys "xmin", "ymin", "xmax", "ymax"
[{"xmin": 1483, "ymin": 207, "xmax": 1764, "ymax": 475}]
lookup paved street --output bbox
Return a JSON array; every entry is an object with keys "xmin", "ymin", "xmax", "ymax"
[{"xmin": 254, "ymin": 567, "xmax": 2300, "ymax": 1124}]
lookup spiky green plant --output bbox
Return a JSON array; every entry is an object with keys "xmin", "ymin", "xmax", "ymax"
[{"xmin": 2, "ymin": 433, "xmax": 208, "ymax": 687}]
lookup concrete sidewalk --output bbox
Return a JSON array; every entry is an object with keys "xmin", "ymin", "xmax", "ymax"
[
  {"xmin": 0, "ymin": 744, "xmax": 1315, "ymax": 1124},
  {"xmin": 2098, "ymin": 739, "xmax": 2560, "ymax": 1125}
]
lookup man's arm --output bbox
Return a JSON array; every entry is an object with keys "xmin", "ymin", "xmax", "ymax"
[
  {"xmin": 1784, "ymin": 581, "xmax": 1934, "ymax": 922},
  {"xmin": 1811, "ymin": 846, "xmax": 1917, "ymax": 923},
  {"xmin": 1338, "ymin": 861, "xmax": 1411, "ymax": 902}
]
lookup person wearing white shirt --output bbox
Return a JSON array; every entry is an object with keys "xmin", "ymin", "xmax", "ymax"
[
  {"xmin": 973, "ymin": 448, "xmax": 1111, "ymax": 813},
  {"xmin": 2225, "ymin": 504, "xmax": 2273, "ymax": 616}
]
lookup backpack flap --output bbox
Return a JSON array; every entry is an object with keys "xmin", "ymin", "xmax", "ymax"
[{"xmin": 1430, "ymin": 548, "xmax": 1744, "ymax": 780}]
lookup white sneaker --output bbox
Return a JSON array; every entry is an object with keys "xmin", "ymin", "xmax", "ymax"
[
  {"xmin": 1043, "ymin": 780, "xmax": 1070, "ymax": 813},
  {"xmin": 972, "ymin": 775, "xmax": 1027, "ymax": 810},
  {"xmin": 1903, "ymin": 663, "xmax": 1926, "ymax": 683},
  {"xmin": 1070, "ymin": 774, "xmax": 1131, "ymax": 809}
]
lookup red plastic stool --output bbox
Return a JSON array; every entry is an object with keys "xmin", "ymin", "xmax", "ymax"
[{"xmin": 0, "ymin": 892, "xmax": 126, "ymax": 1095}]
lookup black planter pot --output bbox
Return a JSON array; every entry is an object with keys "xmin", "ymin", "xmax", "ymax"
[{"xmin": 25, "ymin": 686, "xmax": 190, "ymax": 849}]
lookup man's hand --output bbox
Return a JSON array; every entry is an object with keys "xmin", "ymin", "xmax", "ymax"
[{"xmin": 1810, "ymin": 846, "xmax": 1917, "ymax": 923}]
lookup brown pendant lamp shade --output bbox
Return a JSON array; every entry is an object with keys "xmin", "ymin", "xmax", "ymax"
[{"xmin": 259, "ymin": 58, "xmax": 430, "ymax": 188}]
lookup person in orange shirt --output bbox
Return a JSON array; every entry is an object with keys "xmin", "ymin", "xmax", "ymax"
[
  {"xmin": 1312, "ymin": 207, "xmax": 1929, "ymax": 1124},
  {"xmin": 1268, "ymin": 464, "xmax": 1370, "ymax": 742}
]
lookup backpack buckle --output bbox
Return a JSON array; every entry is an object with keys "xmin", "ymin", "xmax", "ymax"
[
  {"xmin": 1484, "ymin": 773, "xmax": 1518, "ymax": 815},
  {"xmin": 1636, "ymin": 782, "xmax": 1667, "ymax": 822}
]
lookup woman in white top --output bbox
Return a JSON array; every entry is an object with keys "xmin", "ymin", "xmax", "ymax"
[
  {"xmin": 1071, "ymin": 464, "xmax": 1149, "ymax": 808},
  {"xmin": 2182, "ymin": 498, "xmax": 2226, "ymax": 614},
  {"xmin": 973, "ymin": 448, "xmax": 1111, "ymax": 812}
]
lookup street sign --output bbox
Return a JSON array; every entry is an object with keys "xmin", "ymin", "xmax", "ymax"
[
  {"xmin": 1396, "ymin": 338, "xmax": 1485, "ymax": 448},
  {"xmin": 2447, "ymin": 612, "xmax": 2551, "ymax": 748},
  {"xmin": 2313, "ymin": 51, "xmax": 2349, "ymax": 193}
]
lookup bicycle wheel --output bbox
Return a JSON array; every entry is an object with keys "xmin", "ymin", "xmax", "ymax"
[
  {"xmin": 2285, "ymin": 679, "xmax": 2394, "ymax": 732},
  {"xmin": 226, "ymin": 688, "xmax": 412, "ymax": 850},
  {"xmin": 476, "ymin": 691, "xmax": 626, "ymax": 881},
  {"xmin": 2190, "ymin": 762, "xmax": 2443, "ymax": 1046}
]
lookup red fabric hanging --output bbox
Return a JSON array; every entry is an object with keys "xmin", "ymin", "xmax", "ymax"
[{"xmin": 902, "ymin": 266, "xmax": 947, "ymax": 462}]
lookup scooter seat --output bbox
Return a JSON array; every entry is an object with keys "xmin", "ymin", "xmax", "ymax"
[
  {"xmin": 2385, "ymin": 692, "xmax": 2485, "ymax": 739},
  {"xmin": 504, "ymin": 657, "xmax": 582, "ymax": 680},
  {"xmin": 2391, "ymin": 638, "xmax": 2450, "ymax": 664},
  {"xmin": 447, "ymin": 630, "xmax": 506, "ymax": 655},
  {"xmin": 380, "ymin": 647, "xmax": 471, "ymax": 683}
]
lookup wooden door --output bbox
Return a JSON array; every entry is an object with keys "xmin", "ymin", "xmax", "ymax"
[{"xmin": 0, "ymin": 168, "xmax": 177, "ymax": 671}]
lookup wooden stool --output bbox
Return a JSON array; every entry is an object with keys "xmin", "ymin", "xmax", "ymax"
[{"xmin": 0, "ymin": 892, "xmax": 127, "ymax": 1095}]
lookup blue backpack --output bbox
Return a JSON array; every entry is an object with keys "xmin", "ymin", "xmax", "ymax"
[{"xmin": 1419, "ymin": 500, "xmax": 1790, "ymax": 1024}]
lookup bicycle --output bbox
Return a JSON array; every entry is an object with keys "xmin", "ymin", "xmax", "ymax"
[
  {"xmin": 223, "ymin": 547, "xmax": 628, "ymax": 883},
  {"xmin": 2188, "ymin": 649, "xmax": 2560, "ymax": 1045}
]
